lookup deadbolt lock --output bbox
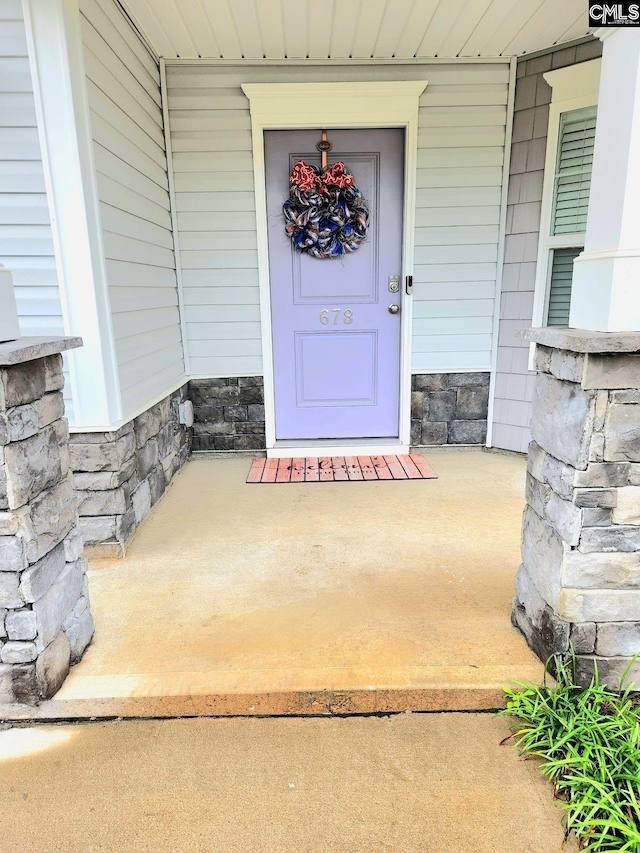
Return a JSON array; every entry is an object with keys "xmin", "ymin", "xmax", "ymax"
[{"xmin": 388, "ymin": 275, "xmax": 400, "ymax": 293}]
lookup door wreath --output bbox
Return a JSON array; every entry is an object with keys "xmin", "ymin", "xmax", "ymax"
[{"xmin": 282, "ymin": 131, "xmax": 370, "ymax": 259}]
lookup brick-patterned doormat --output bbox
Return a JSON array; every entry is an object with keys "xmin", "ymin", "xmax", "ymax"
[{"xmin": 247, "ymin": 455, "xmax": 437, "ymax": 483}]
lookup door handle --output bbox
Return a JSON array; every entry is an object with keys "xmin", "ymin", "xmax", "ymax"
[{"xmin": 388, "ymin": 304, "xmax": 400, "ymax": 315}]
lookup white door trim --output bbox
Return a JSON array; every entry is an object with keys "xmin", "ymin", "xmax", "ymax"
[{"xmin": 242, "ymin": 81, "xmax": 427, "ymax": 456}]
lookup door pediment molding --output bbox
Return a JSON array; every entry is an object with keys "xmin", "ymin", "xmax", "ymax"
[{"xmin": 241, "ymin": 81, "xmax": 428, "ymax": 127}]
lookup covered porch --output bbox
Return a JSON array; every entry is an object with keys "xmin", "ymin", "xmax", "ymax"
[
  {"xmin": 1, "ymin": 449, "xmax": 541, "ymax": 718},
  {"xmin": 3, "ymin": 0, "xmax": 640, "ymax": 709}
]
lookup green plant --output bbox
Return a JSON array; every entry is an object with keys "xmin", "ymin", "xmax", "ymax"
[{"xmin": 500, "ymin": 654, "xmax": 640, "ymax": 851}]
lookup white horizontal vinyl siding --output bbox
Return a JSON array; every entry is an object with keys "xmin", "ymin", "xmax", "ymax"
[
  {"xmin": 414, "ymin": 85, "xmax": 506, "ymax": 371},
  {"xmin": 166, "ymin": 63, "xmax": 509, "ymax": 377},
  {"xmin": 0, "ymin": 2, "xmax": 71, "ymax": 413},
  {"xmin": 80, "ymin": 0, "xmax": 184, "ymax": 417}
]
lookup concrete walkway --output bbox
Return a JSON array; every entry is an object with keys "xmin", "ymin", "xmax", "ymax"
[
  {"xmin": 1, "ymin": 449, "xmax": 542, "ymax": 719},
  {"xmin": 0, "ymin": 714, "xmax": 565, "ymax": 852}
]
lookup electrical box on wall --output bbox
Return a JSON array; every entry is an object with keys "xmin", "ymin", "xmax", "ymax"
[
  {"xmin": 179, "ymin": 400, "xmax": 194, "ymax": 428},
  {"xmin": 0, "ymin": 265, "xmax": 20, "ymax": 343}
]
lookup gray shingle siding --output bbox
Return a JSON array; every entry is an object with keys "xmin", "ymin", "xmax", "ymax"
[{"xmin": 491, "ymin": 39, "xmax": 603, "ymax": 454}]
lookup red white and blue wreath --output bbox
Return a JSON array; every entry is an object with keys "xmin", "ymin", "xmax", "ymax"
[{"xmin": 283, "ymin": 160, "xmax": 370, "ymax": 259}]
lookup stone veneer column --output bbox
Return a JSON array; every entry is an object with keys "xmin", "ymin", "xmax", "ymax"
[
  {"xmin": 514, "ymin": 327, "xmax": 640, "ymax": 688},
  {"xmin": 0, "ymin": 337, "xmax": 94, "ymax": 704}
]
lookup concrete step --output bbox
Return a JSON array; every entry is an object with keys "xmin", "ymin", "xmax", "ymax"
[{"xmin": 0, "ymin": 663, "xmax": 543, "ymax": 719}]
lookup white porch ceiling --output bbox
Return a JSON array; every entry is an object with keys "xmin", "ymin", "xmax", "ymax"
[{"xmin": 121, "ymin": 0, "xmax": 591, "ymax": 61}]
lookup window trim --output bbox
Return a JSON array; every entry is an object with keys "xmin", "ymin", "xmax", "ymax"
[{"xmin": 530, "ymin": 60, "xmax": 601, "ymax": 342}]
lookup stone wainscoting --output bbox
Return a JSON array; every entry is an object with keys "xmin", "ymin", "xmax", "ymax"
[
  {"xmin": 70, "ymin": 385, "xmax": 191, "ymax": 556},
  {"xmin": 190, "ymin": 373, "xmax": 489, "ymax": 451},
  {"xmin": 189, "ymin": 378, "xmax": 265, "ymax": 452},
  {"xmin": 0, "ymin": 341, "xmax": 94, "ymax": 704},
  {"xmin": 411, "ymin": 373, "xmax": 489, "ymax": 446},
  {"xmin": 514, "ymin": 330, "xmax": 640, "ymax": 689}
]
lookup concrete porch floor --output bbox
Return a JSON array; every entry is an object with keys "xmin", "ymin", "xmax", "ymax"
[{"xmin": 2, "ymin": 450, "xmax": 543, "ymax": 719}]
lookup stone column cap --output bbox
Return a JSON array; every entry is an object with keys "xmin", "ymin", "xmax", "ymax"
[
  {"xmin": 522, "ymin": 327, "xmax": 640, "ymax": 354},
  {"xmin": 0, "ymin": 336, "xmax": 82, "ymax": 366}
]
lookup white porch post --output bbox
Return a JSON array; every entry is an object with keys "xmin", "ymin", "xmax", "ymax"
[
  {"xmin": 21, "ymin": 0, "xmax": 122, "ymax": 428},
  {"xmin": 569, "ymin": 29, "xmax": 640, "ymax": 332}
]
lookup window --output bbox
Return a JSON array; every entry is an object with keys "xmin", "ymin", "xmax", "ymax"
[
  {"xmin": 552, "ymin": 106, "xmax": 597, "ymax": 237},
  {"xmin": 545, "ymin": 104, "xmax": 597, "ymax": 326},
  {"xmin": 531, "ymin": 59, "xmax": 601, "ymax": 336},
  {"xmin": 547, "ymin": 247, "xmax": 582, "ymax": 326}
]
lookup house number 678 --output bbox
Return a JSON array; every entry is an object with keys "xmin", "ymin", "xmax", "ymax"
[{"xmin": 320, "ymin": 308, "xmax": 353, "ymax": 325}]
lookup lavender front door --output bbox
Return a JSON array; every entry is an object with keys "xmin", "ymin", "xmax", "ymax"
[{"xmin": 265, "ymin": 128, "xmax": 404, "ymax": 441}]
